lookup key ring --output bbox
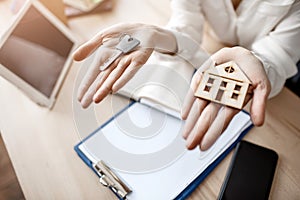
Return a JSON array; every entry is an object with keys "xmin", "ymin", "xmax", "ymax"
[
  {"xmin": 119, "ymin": 33, "xmax": 133, "ymax": 42},
  {"xmin": 99, "ymin": 34, "xmax": 140, "ymax": 71}
]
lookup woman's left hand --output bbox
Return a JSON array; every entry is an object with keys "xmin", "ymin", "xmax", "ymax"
[{"xmin": 181, "ymin": 47, "xmax": 271, "ymax": 151}]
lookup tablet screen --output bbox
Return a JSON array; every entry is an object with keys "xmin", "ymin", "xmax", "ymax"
[{"xmin": 0, "ymin": 5, "xmax": 74, "ymax": 97}]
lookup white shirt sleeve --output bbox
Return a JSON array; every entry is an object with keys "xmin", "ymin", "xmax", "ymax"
[
  {"xmin": 165, "ymin": 0, "xmax": 299, "ymax": 98},
  {"xmin": 251, "ymin": 1, "xmax": 300, "ymax": 98},
  {"xmin": 165, "ymin": 0, "xmax": 209, "ymax": 69}
]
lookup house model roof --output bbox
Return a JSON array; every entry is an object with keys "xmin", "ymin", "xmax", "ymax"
[{"xmin": 205, "ymin": 61, "xmax": 251, "ymax": 84}]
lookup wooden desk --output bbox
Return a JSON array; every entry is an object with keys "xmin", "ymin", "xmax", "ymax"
[{"xmin": 0, "ymin": 0, "xmax": 299, "ymax": 199}]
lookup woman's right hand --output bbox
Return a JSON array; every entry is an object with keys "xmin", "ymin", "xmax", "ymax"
[{"xmin": 73, "ymin": 23, "xmax": 177, "ymax": 108}]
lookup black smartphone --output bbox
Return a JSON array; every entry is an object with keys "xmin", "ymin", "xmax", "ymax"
[{"xmin": 218, "ymin": 140, "xmax": 278, "ymax": 200}]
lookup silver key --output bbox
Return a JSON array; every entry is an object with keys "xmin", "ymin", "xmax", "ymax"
[{"xmin": 99, "ymin": 34, "xmax": 140, "ymax": 71}]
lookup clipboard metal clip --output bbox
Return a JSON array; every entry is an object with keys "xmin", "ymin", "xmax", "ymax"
[{"xmin": 93, "ymin": 160, "xmax": 132, "ymax": 199}]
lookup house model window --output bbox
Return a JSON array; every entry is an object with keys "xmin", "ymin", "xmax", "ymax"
[{"xmin": 194, "ymin": 61, "xmax": 251, "ymax": 109}]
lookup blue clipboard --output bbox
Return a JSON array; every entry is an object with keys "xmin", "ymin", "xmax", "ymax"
[{"xmin": 74, "ymin": 101, "xmax": 253, "ymax": 200}]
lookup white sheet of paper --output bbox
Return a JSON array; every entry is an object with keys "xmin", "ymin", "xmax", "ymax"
[
  {"xmin": 79, "ymin": 103, "xmax": 252, "ymax": 200},
  {"xmin": 117, "ymin": 52, "xmax": 195, "ymax": 113}
]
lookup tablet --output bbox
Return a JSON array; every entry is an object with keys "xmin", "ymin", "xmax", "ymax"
[
  {"xmin": 0, "ymin": 0, "xmax": 77, "ymax": 108},
  {"xmin": 63, "ymin": 0, "xmax": 107, "ymax": 12}
]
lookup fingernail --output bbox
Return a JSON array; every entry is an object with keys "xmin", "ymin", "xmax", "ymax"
[
  {"xmin": 72, "ymin": 52, "xmax": 80, "ymax": 61},
  {"xmin": 93, "ymin": 95, "xmax": 99, "ymax": 103},
  {"xmin": 93, "ymin": 93, "xmax": 103, "ymax": 103},
  {"xmin": 200, "ymin": 139, "xmax": 212, "ymax": 151},
  {"xmin": 186, "ymin": 134, "xmax": 195, "ymax": 150},
  {"xmin": 199, "ymin": 143, "xmax": 209, "ymax": 151},
  {"xmin": 111, "ymin": 86, "xmax": 118, "ymax": 94},
  {"xmin": 181, "ymin": 111, "xmax": 187, "ymax": 120},
  {"xmin": 182, "ymin": 124, "xmax": 190, "ymax": 139},
  {"xmin": 80, "ymin": 95, "xmax": 93, "ymax": 109},
  {"xmin": 182, "ymin": 130, "xmax": 188, "ymax": 140},
  {"xmin": 77, "ymin": 95, "xmax": 82, "ymax": 102},
  {"xmin": 81, "ymin": 100, "xmax": 88, "ymax": 109}
]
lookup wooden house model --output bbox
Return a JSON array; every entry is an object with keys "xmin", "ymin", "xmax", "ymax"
[{"xmin": 194, "ymin": 61, "xmax": 251, "ymax": 109}]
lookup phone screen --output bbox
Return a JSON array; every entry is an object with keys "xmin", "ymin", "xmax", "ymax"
[{"xmin": 218, "ymin": 140, "xmax": 278, "ymax": 200}]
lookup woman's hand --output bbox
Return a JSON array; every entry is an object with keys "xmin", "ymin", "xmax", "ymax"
[
  {"xmin": 73, "ymin": 23, "xmax": 177, "ymax": 108},
  {"xmin": 181, "ymin": 47, "xmax": 271, "ymax": 151}
]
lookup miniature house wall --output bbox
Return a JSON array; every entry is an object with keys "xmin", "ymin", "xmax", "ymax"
[{"xmin": 195, "ymin": 61, "xmax": 251, "ymax": 109}]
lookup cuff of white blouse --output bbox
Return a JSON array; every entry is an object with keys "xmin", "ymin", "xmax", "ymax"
[
  {"xmin": 250, "ymin": 51, "xmax": 281, "ymax": 98},
  {"xmin": 165, "ymin": 29, "xmax": 209, "ymax": 69},
  {"xmin": 251, "ymin": 37, "xmax": 298, "ymax": 98}
]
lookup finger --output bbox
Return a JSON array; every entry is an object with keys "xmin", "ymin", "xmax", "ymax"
[
  {"xmin": 182, "ymin": 98, "xmax": 208, "ymax": 139},
  {"xmin": 250, "ymin": 81, "xmax": 270, "ymax": 126},
  {"xmin": 197, "ymin": 57, "xmax": 216, "ymax": 72},
  {"xmin": 93, "ymin": 57, "xmax": 131, "ymax": 103},
  {"xmin": 80, "ymin": 64, "xmax": 116, "ymax": 108},
  {"xmin": 73, "ymin": 39, "xmax": 105, "ymax": 62},
  {"xmin": 73, "ymin": 34, "xmax": 118, "ymax": 61},
  {"xmin": 199, "ymin": 91, "xmax": 253, "ymax": 150},
  {"xmin": 111, "ymin": 48, "xmax": 153, "ymax": 92},
  {"xmin": 181, "ymin": 72, "xmax": 203, "ymax": 119},
  {"xmin": 210, "ymin": 47, "xmax": 233, "ymax": 64},
  {"xmin": 182, "ymin": 58, "xmax": 215, "ymax": 119},
  {"xmin": 181, "ymin": 88, "xmax": 197, "ymax": 120},
  {"xmin": 77, "ymin": 67, "xmax": 99, "ymax": 102},
  {"xmin": 73, "ymin": 24, "xmax": 139, "ymax": 61},
  {"xmin": 190, "ymin": 58, "xmax": 215, "ymax": 89},
  {"xmin": 80, "ymin": 73, "xmax": 104, "ymax": 108},
  {"xmin": 200, "ymin": 106, "xmax": 239, "ymax": 151},
  {"xmin": 77, "ymin": 49, "xmax": 112, "ymax": 101},
  {"xmin": 111, "ymin": 61, "xmax": 142, "ymax": 93},
  {"xmin": 186, "ymin": 102, "xmax": 222, "ymax": 150}
]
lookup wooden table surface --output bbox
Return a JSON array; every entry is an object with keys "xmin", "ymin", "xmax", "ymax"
[{"xmin": 0, "ymin": 0, "xmax": 299, "ymax": 199}]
